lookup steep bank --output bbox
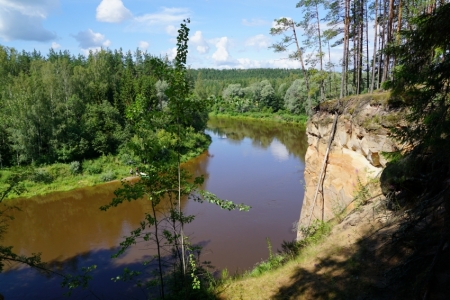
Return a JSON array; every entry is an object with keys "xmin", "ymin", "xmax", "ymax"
[{"xmin": 297, "ymin": 92, "xmax": 405, "ymax": 238}]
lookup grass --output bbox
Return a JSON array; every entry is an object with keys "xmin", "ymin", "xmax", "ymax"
[
  {"xmin": 209, "ymin": 111, "xmax": 308, "ymax": 125},
  {"xmin": 218, "ymin": 178, "xmax": 393, "ymax": 300},
  {"xmin": 217, "ymin": 200, "xmax": 390, "ymax": 300},
  {"xmin": 0, "ymin": 141, "xmax": 211, "ymax": 200},
  {"xmin": 218, "ymin": 221, "xmax": 332, "ymax": 299},
  {"xmin": 0, "ymin": 155, "xmax": 133, "ymax": 199}
]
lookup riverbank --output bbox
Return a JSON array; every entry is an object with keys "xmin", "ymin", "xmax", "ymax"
[
  {"xmin": 209, "ymin": 111, "xmax": 308, "ymax": 125},
  {"xmin": 0, "ymin": 140, "xmax": 210, "ymax": 200},
  {"xmin": 217, "ymin": 91, "xmax": 448, "ymax": 299},
  {"xmin": 218, "ymin": 192, "xmax": 391, "ymax": 299}
]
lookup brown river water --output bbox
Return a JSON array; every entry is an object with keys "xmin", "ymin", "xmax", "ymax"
[{"xmin": 0, "ymin": 117, "xmax": 307, "ymax": 299}]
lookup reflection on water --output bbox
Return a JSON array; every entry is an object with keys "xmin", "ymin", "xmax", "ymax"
[
  {"xmin": 207, "ymin": 117, "xmax": 307, "ymax": 160},
  {"xmin": 0, "ymin": 116, "xmax": 307, "ymax": 299}
]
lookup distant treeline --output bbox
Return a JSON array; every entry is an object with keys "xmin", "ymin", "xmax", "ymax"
[
  {"xmin": 189, "ymin": 68, "xmax": 342, "ymax": 114},
  {"xmin": 0, "ymin": 46, "xmax": 209, "ymax": 168}
]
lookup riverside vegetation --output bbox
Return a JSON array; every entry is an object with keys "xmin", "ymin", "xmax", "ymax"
[
  {"xmin": 218, "ymin": 2, "xmax": 450, "ymax": 299},
  {"xmin": 0, "ymin": 20, "xmax": 251, "ymax": 299},
  {"xmin": 2, "ymin": 0, "xmax": 450, "ymax": 298}
]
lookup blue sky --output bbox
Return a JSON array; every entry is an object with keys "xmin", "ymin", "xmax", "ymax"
[{"xmin": 0, "ymin": 0, "xmax": 346, "ymax": 69}]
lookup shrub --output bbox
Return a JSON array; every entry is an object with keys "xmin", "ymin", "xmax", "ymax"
[
  {"xmin": 99, "ymin": 170, "xmax": 116, "ymax": 182},
  {"xmin": 250, "ymin": 254, "xmax": 285, "ymax": 277},
  {"xmin": 69, "ymin": 161, "xmax": 81, "ymax": 175},
  {"xmin": 119, "ymin": 153, "xmax": 136, "ymax": 166},
  {"xmin": 250, "ymin": 237, "xmax": 286, "ymax": 277},
  {"xmin": 298, "ymin": 220, "xmax": 332, "ymax": 247},
  {"xmin": 30, "ymin": 169, "xmax": 53, "ymax": 184},
  {"xmin": 83, "ymin": 160, "xmax": 103, "ymax": 175},
  {"xmin": 47, "ymin": 164, "xmax": 71, "ymax": 178}
]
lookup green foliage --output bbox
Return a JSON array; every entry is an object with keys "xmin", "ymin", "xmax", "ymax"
[
  {"xmin": 298, "ymin": 220, "xmax": 332, "ymax": 246},
  {"xmin": 61, "ymin": 265, "xmax": 97, "ymax": 296},
  {"xmin": 250, "ymin": 238, "xmax": 285, "ymax": 277},
  {"xmin": 100, "ymin": 20, "xmax": 249, "ymax": 299},
  {"xmin": 353, "ymin": 176, "xmax": 371, "ymax": 207},
  {"xmin": 386, "ymin": 3, "xmax": 450, "ymax": 162},
  {"xmin": 69, "ymin": 161, "xmax": 81, "ymax": 175},
  {"xmin": 30, "ymin": 169, "xmax": 53, "ymax": 184},
  {"xmin": 82, "ymin": 101, "xmax": 128, "ymax": 156},
  {"xmin": 381, "ymin": 151, "xmax": 403, "ymax": 164},
  {"xmin": 82, "ymin": 160, "xmax": 103, "ymax": 175},
  {"xmin": 250, "ymin": 254, "xmax": 285, "ymax": 277},
  {"xmin": 0, "ymin": 43, "xmax": 216, "ymax": 167},
  {"xmin": 47, "ymin": 163, "xmax": 71, "ymax": 178},
  {"xmin": 118, "ymin": 152, "xmax": 137, "ymax": 166},
  {"xmin": 284, "ymin": 79, "xmax": 309, "ymax": 113},
  {"xmin": 99, "ymin": 170, "xmax": 116, "ymax": 182}
]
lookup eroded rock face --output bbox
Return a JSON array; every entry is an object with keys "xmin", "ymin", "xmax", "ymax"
[{"xmin": 297, "ymin": 99, "xmax": 402, "ymax": 240}]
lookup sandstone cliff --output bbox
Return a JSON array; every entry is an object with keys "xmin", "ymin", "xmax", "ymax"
[{"xmin": 297, "ymin": 93, "xmax": 405, "ymax": 239}]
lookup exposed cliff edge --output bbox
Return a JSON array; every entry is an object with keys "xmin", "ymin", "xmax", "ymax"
[{"xmin": 297, "ymin": 92, "xmax": 405, "ymax": 238}]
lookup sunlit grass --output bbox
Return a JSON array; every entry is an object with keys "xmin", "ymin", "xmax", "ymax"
[{"xmin": 209, "ymin": 111, "xmax": 308, "ymax": 125}]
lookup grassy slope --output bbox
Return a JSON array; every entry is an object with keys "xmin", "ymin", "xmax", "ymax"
[{"xmin": 219, "ymin": 195, "xmax": 394, "ymax": 299}]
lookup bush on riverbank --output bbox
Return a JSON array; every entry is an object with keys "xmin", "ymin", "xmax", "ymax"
[{"xmin": 0, "ymin": 134, "xmax": 211, "ymax": 200}]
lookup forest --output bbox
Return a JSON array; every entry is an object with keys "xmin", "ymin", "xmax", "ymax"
[
  {"xmin": 189, "ymin": 0, "xmax": 443, "ymax": 117},
  {"xmin": 0, "ymin": 0, "xmax": 439, "ymax": 169},
  {"xmin": 0, "ymin": 0, "xmax": 450, "ymax": 297},
  {"xmin": 0, "ymin": 47, "xmax": 210, "ymax": 169}
]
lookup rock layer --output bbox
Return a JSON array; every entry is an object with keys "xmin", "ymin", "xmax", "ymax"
[{"xmin": 297, "ymin": 94, "xmax": 403, "ymax": 239}]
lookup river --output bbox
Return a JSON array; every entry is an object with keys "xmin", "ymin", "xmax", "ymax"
[{"xmin": 0, "ymin": 117, "xmax": 307, "ymax": 299}]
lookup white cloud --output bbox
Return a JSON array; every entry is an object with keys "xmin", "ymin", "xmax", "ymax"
[
  {"xmin": 190, "ymin": 31, "xmax": 209, "ymax": 54},
  {"xmin": 236, "ymin": 58, "xmax": 262, "ymax": 68},
  {"xmin": 266, "ymin": 58, "xmax": 302, "ymax": 69},
  {"xmin": 138, "ymin": 41, "xmax": 149, "ymax": 50},
  {"xmin": 242, "ymin": 18, "xmax": 268, "ymax": 27},
  {"xmin": 130, "ymin": 7, "xmax": 189, "ymax": 32},
  {"xmin": 165, "ymin": 47, "xmax": 177, "ymax": 60},
  {"xmin": 51, "ymin": 42, "xmax": 60, "ymax": 49},
  {"xmin": 0, "ymin": 0, "xmax": 58, "ymax": 41},
  {"xmin": 72, "ymin": 29, "xmax": 111, "ymax": 50},
  {"xmin": 245, "ymin": 34, "xmax": 271, "ymax": 49},
  {"xmin": 96, "ymin": 0, "xmax": 132, "ymax": 23},
  {"xmin": 211, "ymin": 37, "xmax": 236, "ymax": 66},
  {"xmin": 270, "ymin": 139, "xmax": 289, "ymax": 162},
  {"xmin": 0, "ymin": 0, "xmax": 58, "ymax": 18},
  {"xmin": 165, "ymin": 25, "xmax": 178, "ymax": 36}
]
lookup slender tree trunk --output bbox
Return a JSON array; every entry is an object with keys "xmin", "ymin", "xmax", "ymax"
[
  {"xmin": 355, "ymin": 22, "xmax": 360, "ymax": 94},
  {"xmin": 353, "ymin": 0, "xmax": 357, "ymax": 93},
  {"xmin": 315, "ymin": 3, "xmax": 325, "ymax": 102},
  {"xmin": 358, "ymin": 0, "xmax": 364, "ymax": 94},
  {"xmin": 292, "ymin": 23, "xmax": 312, "ymax": 114},
  {"xmin": 151, "ymin": 201, "xmax": 165, "ymax": 299},
  {"xmin": 341, "ymin": 0, "xmax": 351, "ymax": 99},
  {"xmin": 340, "ymin": 0, "xmax": 349, "ymax": 98},
  {"xmin": 177, "ymin": 116, "xmax": 186, "ymax": 277},
  {"xmin": 378, "ymin": 0, "xmax": 386, "ymax": 89},
  {"xmin": 393, "ymin": 0, "xmax": 403, "ymax": 72},
  {"xmin": 370, "ymin": 0, "xmax": 379, "ymax": 93},
  {"xmin": 383, "ymin": 0, "xmax": 395, "ymax": 83},
  {"xmin": 365, "ymin": 0, "xmax": 370, "ymax": 92},
  {"xmin": 168, "ymin": 194, "xmax": 183, "ymax": 269},
  {"xmin": 327, "ymin": 40, "xmax": 333, "ymax": 98}
]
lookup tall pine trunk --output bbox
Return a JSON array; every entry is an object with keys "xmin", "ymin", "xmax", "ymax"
[
  {"xmin": 340, "ymin": 0, "xmax": 350, "ymax": 99},
  {"xmin": 370, "ymin": 0, "xmax": 379, "ymax": 93}
]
